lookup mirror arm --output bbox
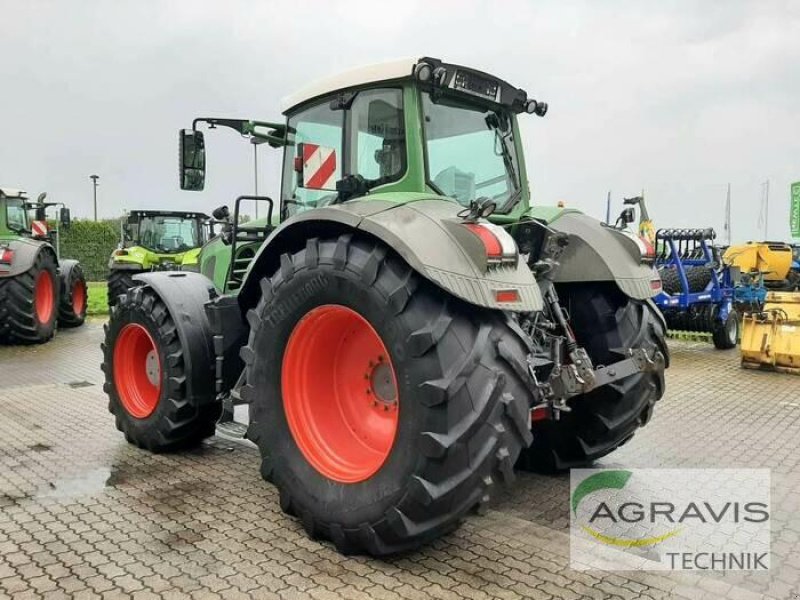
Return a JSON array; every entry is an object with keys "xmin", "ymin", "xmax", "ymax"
[
  {"xmin": 192, "ymin": 117, "xmax": 249, "ymax": 134},
  {"xmin": 192, "ymin": 118, "xmax": 287, "ymax": 147},
  {"xmin": 244, "ymin": 121, "xmax": 288, "ymax": 147}
]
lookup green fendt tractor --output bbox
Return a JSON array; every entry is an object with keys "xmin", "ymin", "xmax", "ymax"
[
  {"xmin": 102, "ymin": 58, "xmax": 668, "ymax": 555},
  {"xmin": 0, "ymin": 188, "xmax": 87, "ymax": 344},
  {"xmin": 107, "ymin": 210, "xmax": 211, "ymax": 307}
]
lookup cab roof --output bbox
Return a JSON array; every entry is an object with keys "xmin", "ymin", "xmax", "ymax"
[
  {"xmin": 128, "ymin": 210, "xmax": 210, "ymax": 220},
  {"xmin": 280, "ymin": 57, "xmax": 537, "ymax": 117},
  {"xmin": 281, "ymin": 58, "xmax": 417, "ymax": 114},
  {"xmin": 0, "ymin": 188, "xmax": 27, "ymax": 199}
]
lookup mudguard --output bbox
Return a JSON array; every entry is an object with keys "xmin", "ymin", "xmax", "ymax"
[
  {"xmin": 0, "ymin": 238, "xmax": 57, "ymax": 278},
  {"xmin": 239, "ymin": 197, "xmax": 543, "ymax": 312},
  {"xmin": 131, "ymin": 271, "xmax": 219, "ymax": 405},
  {"xmin": 544, "ymin": 212, "xmax": 661, "ymax": 300},
  {"xmin": 58, "ymin": 259, "xmax": 80, "ymax": 281},
  {"xmin": 57, "ymin": 258, "xmax": 81, "ymax": 300}
]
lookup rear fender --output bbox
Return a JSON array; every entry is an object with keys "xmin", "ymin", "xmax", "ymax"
[
  {"xmin": 0, "ymin": 238, "xmax": 57, "ymax": 278},
  {"xmin": 545, "ymin": 212, "xmax": 661, "ymax": 300},
  {"xmin": 131, "ymin": 272, "xmax": 219, "ymax": 404},
  {"xmin": 57, "ymin": 259, "xmax": 82, "ymax": 299},
  {"xmin": 238, "ymin": 198, "xmax": 543, "ymax": 312}
]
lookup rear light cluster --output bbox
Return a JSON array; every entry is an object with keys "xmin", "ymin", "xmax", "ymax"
[
  {"xmin": 0, "ymin": 248, "xmax": 14, "ymax": 265},
  {"xmin": 464, "ymin": 222, "xmax": 518, "ymax": 267},
  {"xmin": 638, "ymin": 235, "xmax": 656, "ymax": 262}
]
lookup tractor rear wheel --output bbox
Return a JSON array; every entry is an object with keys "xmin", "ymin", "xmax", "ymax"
[
  {"xmin": 0, "ymin": 251, "xmax": 59, "ymax": 344},
  {"xmin": 58, "ymin": 263, "xmax": 88, "ymax": 327},
  {"xmin": 101, "ymin": 285, "xmax": 220, "ymax": 451},
  {"xmin": 107, "ymin": 270, "xmax": 140, "ymax": 309},
  {"xmin": 243, "ymin": 235, "xmax": 534, "ymax": 556},
  {"xmin": 516, "ymin": 283, "xmax": 668, "ymax": 473}
]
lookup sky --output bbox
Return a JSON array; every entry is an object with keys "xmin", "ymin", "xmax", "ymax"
[{"xmin": 1, "ymin": 0, "xmax": 799, "ymax": 243}]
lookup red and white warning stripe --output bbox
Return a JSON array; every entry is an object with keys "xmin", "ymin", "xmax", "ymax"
[
  {"xmin": 31, "ymin": 220, "xmax": 48, "ymax": 238},
  {"xmin": 302, "ymin": 143, "xmax": 337, "ymax": 190}
]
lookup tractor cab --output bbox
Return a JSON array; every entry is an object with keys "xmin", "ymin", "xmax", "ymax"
[
  {"xmin": 179, "ymin": 57, "xmax": 548, "ymax": 224},
  {"xmin": 121, "ymin": 210, "xmax": 211, "ymax": 254},
  {"xmin": 0, "ymin": 188, "xmax": 30, "ymax": 238}
]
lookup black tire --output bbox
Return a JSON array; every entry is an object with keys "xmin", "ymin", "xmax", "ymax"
[
  {"xmin": 712, "ymin": 308, "xmax": 739, "ymax": 350},
  {"xmin": 516, "ymin": 283, "xmax": 668, "ymax": 473},
  {"xmin": 0, "ymin": 250, "xmax": 59, "ymax": 345},
  {"xmin": 101, "ymin": 285, "xmax": 220, "ymax": 451},
  {"xmin": 659, "ymin": 266, "xmax": 713, "ymax": 294},
  {"xmin": 243, "ymin": 235, "xmax": 534, "ymax": 556},
  {"xmin": 107, "ymin": 269, "xmax": 140, "ymax": 309},
  {"xmin": 58, "ymin": 263, "xmax": 88, "ymax": 327}
]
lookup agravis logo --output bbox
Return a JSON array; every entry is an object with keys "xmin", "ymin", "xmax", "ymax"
[
  {"xmin": 571, "ymin": 470, "xmax": 681, "ymax": 548},
  {"xmin": 569, "ymin": 469, "xmax": 771, "ymax": 571}
]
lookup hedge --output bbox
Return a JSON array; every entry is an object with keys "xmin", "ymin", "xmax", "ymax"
[{"xmin": 54, "ymin": 219, "xmax": 121, "ymax": 281}]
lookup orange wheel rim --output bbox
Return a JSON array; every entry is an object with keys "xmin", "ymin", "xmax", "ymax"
[
  {"xmin": 72, "ymin": 281, "xmax": 87, "ymax": 315},
  {"xmin": 34, "ymin": 270, "xmax": 55, "ymax": 324},
  {"xmin": 113, "ymin": 323, "xmax": 161, "ymax": 418},
  {"xmin": 281, "ymin": 305, "xmax": 399, "ymax": 483}
]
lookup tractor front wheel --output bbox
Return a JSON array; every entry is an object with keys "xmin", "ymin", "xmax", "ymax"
[
  {"xmin": 58, "ymin": 263, "xmax": 88, "ymax": 327},
  {"xmin": 107, "ymin": 270, "xmax": 140, "ymax": 309},
  {"xmin": 101, "ymin": 285, "xmax": 220, "ymax": 451},
  {"xmin": 0, "ymin": 251, "xmax": 59, "ymax": 344},
  {"xmin": 243, "ymin": 235, "xmax": 534, "ymax": 556}
]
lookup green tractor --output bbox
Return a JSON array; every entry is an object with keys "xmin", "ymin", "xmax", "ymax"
[
  {"xmin": 107, "ymin": 210, "xmax": 211, "ymax": 307},
  {"xmin": 0, "ymin": 188, "xmax": 87, "ymax": 344},
  {"xmin": 102, "ymin": 58, "xmax": 668, "ymax": 555}
]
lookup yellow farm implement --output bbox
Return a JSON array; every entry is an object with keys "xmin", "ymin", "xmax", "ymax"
[{"xmin": 740, "ymin": 291, "xmax": 800, "ymax": 374}]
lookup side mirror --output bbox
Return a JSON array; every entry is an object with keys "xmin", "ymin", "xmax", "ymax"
[
  {"xmin": 212, "ymin": 205, "xmax": 230, "ymax": 221},
  {"xmin": 616, "ymin": 207, "xmax": 635, "ymax": 228},
  {"xmin": 60, "ymin": 207, "xmax": 71, "ymax": 229},
  {"xmin": 179, "ymin": 129, "xmax": 206, "ymax": 191}
]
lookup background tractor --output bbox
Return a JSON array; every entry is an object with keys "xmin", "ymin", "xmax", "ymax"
[
  {"xmin": 107, "ymin": 210, "xmax": 211, "ymax": 306},
  {"xmin": 0, "ymin": 188, "xmax": 87, "ymax": 344},
  {"xmin": 101, "ymin": 57, "xmax": 668, "ymax": 556}
]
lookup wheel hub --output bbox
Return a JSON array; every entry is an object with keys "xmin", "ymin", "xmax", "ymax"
[
  {"xmin": 145, "ymin": 350, "xmax": 160, "ymax": 386},
  {"xmin": 368, "ymin": 359, "xmax": 397, "ymax": 407}
]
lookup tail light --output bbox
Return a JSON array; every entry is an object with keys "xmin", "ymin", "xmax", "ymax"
[
  {"xmin": 113, "ymin": 249, "xmax": 129, "ymax": 257},
  {"xmin": 0, "ymin": 248, "xmax": 13, "ymax": 265},
  {"xmin": 464, "ymin": 222, "xmax": 518, "ymax": 266},
  {"xmin": 622, "ymin": 230, "xmax": 656, "ymax": 264}
]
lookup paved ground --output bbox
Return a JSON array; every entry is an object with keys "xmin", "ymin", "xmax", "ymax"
[{"xmin": 1, "ymin": 321, "xmax": 799, "ymax": 600}]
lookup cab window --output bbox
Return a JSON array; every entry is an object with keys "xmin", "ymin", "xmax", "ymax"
[
  {"xmin": 281, "ymin": 88, "xmax": 405, "ymax": 218},
  {"xmin": 281, "ymin": 102, "xmax": 344, "ymax": 217},
  {"xmin": 5, "ymin": 199, "xmax": 27, "ymax": 231}
]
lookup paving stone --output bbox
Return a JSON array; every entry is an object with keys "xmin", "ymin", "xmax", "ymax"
[{"xmin": 1, "ymin": 327, "xmax": 797, "ymax": 599}]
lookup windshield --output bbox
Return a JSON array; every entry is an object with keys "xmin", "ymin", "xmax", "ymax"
[
  {"xmin": 5, "ymin": 198, "xmax": 28, "ymax": 232},
  {"xmin": 129, "ymin": 216, "xmax": 202, "ymax": 253},
  {"xmin": 422, "ymin": 92, "xmax": 520, "ymax": 212}
]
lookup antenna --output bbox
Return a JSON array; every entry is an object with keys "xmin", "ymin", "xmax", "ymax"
[{"xmin": 724, "ymin": 183, "xmax": 731, "ymax": 245}]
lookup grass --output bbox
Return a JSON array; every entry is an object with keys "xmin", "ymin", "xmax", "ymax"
[{"xmin": 86, "ymin": 282, "xmax": 108, "ymax": 316}]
